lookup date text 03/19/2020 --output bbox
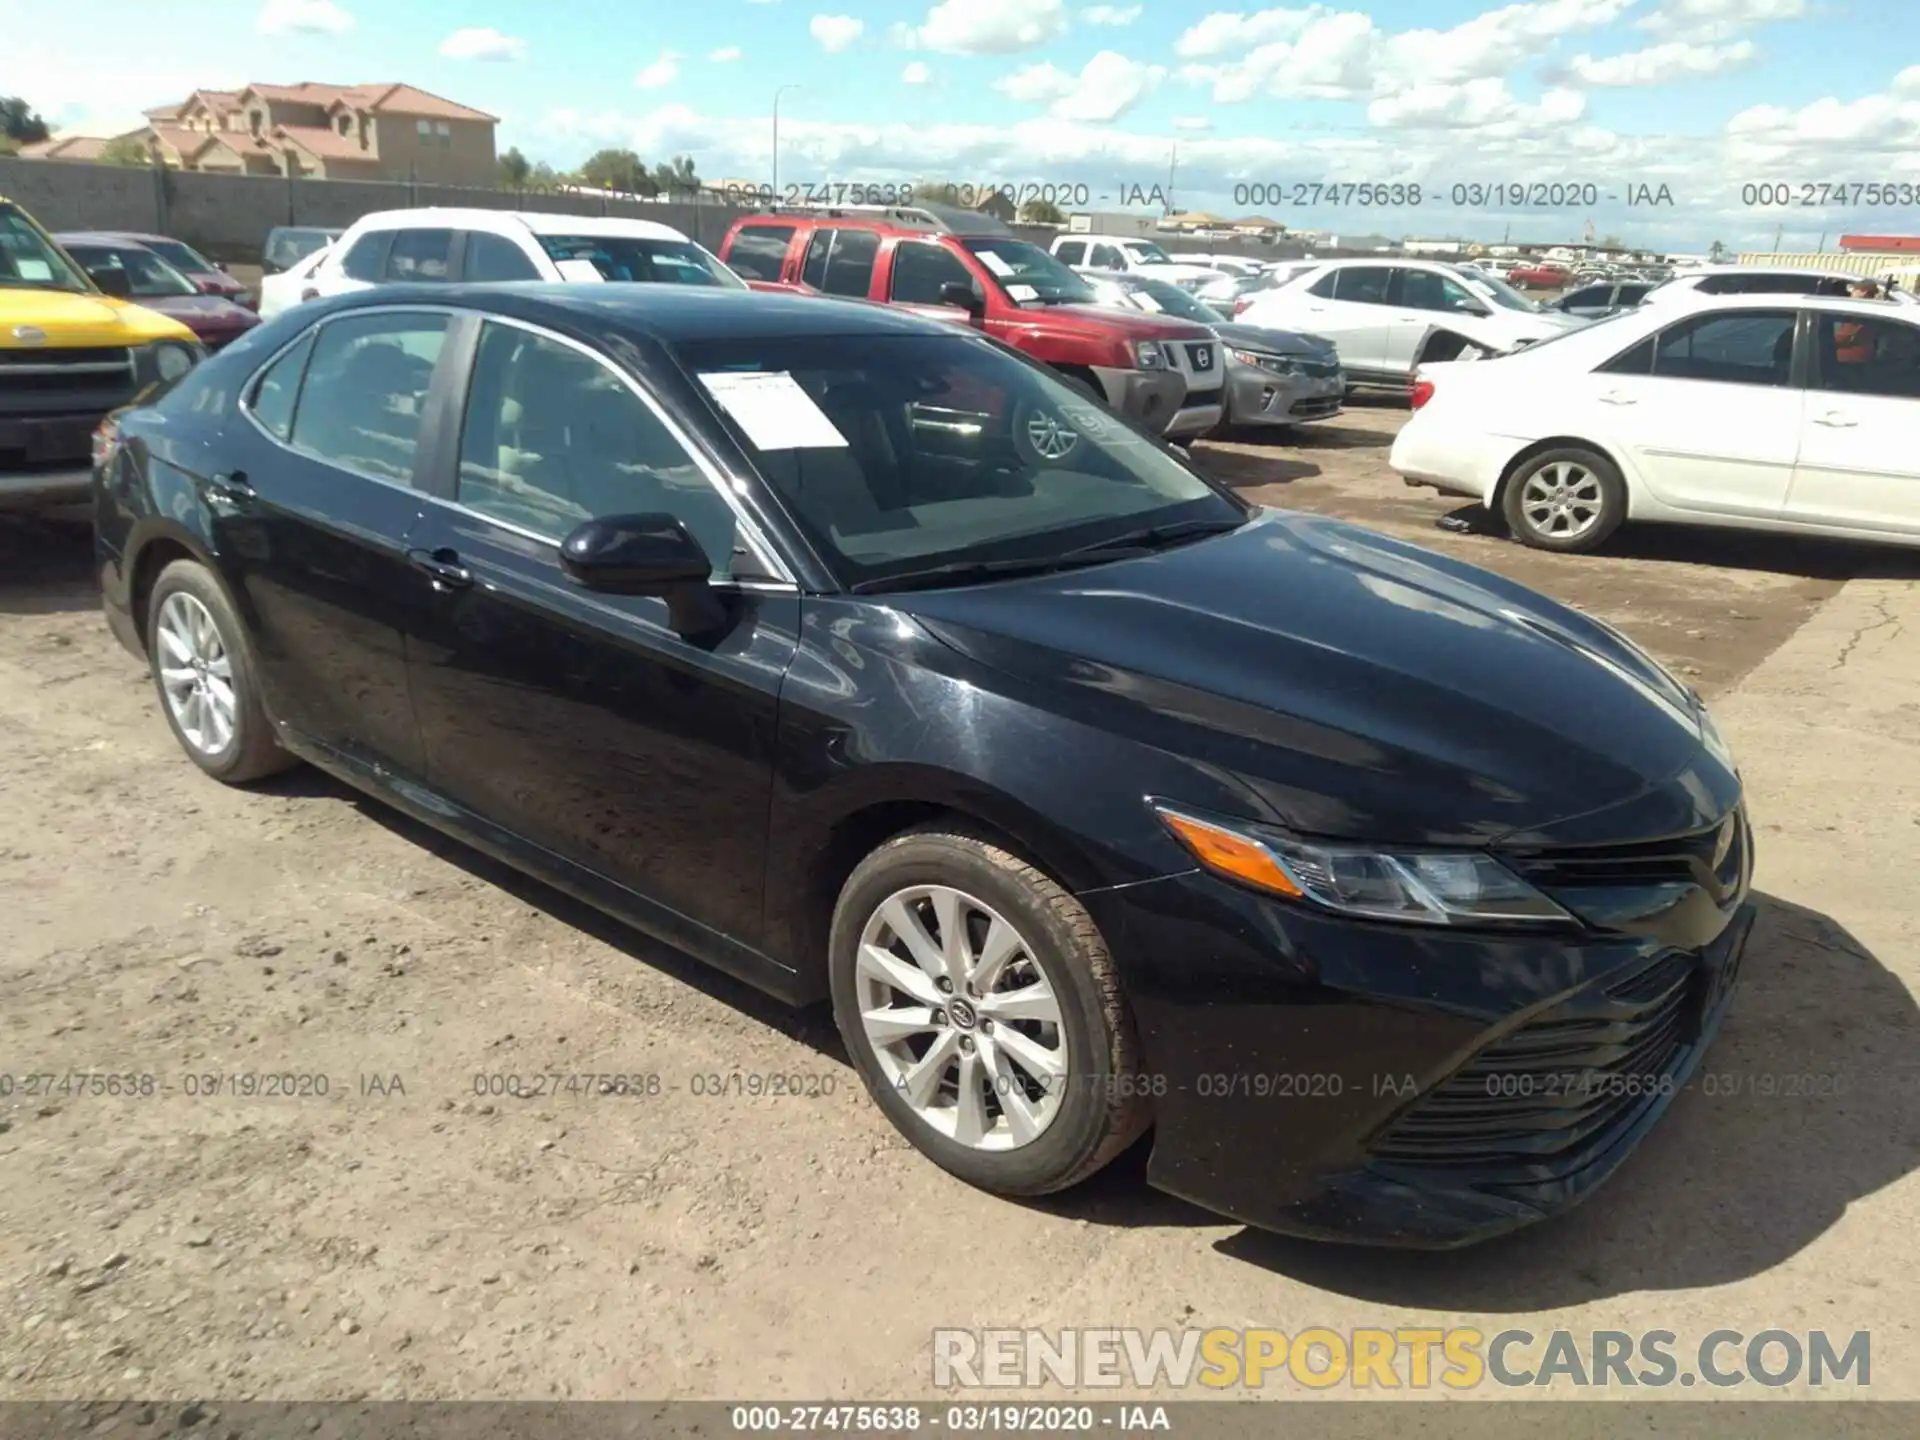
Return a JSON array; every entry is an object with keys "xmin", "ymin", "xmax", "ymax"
[{"xmin": 1229, "ymin": 181, "xmax": 1676, "ymax": 208}]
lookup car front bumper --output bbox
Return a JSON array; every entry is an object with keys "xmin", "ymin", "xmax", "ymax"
[
  {"xmin": 1225, "ymin": 363, "xmax": 1345, "ymax": 426},
  {"xmin": 1089, "ymin": 366, "xmax": 1188, "ymax": 434},
  {"xmin": 1081, "ymin": 858, "xmax": 1754, "ymax": 1248},
  {"xmin": 1164, "ymin": 389, "xmax": 1225, "ymax": 439}
]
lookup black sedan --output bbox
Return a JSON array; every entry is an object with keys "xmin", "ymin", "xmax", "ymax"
[{"xmin": 92, "ymin": 284, "xmax": 1754, "ymax": 1247}]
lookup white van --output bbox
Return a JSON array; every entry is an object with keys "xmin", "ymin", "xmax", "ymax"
[{"xmin": 303, "ymin": 208, "xmax": 744, "ymax": 301}]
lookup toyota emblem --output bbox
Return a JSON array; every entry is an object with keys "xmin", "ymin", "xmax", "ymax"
[{"xmin": 11, "ymin": 325, "xmax": 48, "ymax": 346}]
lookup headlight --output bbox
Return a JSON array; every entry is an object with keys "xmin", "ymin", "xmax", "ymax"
[
  {"xmin": 1153, "ymin": 804, "xmax": 1573, "ymax": 927},
  {"xmin": 146, "ymin": 340, "xmax": 203, "ymax": 381},
  {"xmin": 1133, "ymin": 340, "xmax": 1166, "ymax": 369},
  {"xmin": 1231, "ymin": 349, "xmax": 1301, "ymax": 376}
]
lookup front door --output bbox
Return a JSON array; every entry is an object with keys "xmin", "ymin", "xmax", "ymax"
[
  {"xmin": 216, "ymin": 306, "xmax": 453, "ymax": 776},
  {"xmin": 884, "ymin": 239, "xmax": 985, "ymax": 331},
  {"xmin": 400, "ymin": 316, "xmax": 799, "ymax": 949},
  {"xmin": 1297, "ymin": 266, "xmax": 1393, "ymax": 373},
  {"xmin": 1784, "ymin": 308, "xmax": 1920, "ymax": 535},
  {"xmin": 1594, "ymin": 308, "xmax": 1807, "ymax": 517},
  {"xmin": 1386, "ymin": 267, "xmax": 1486, "ymax": 368}
]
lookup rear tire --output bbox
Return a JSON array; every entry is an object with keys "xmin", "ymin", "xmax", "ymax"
[
  {"xmin": 1500, "ymin": 446, "xmax": 1627, "ymax": 553},
  {"xmin": 146, "ymin": 559, "xmax": 296, "ymax": 784},
  {"xmin": 829, "ymin": 828, "xmax": 1150, "ymax": 1197}
]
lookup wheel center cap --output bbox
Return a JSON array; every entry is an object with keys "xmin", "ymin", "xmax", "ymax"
[{"xmin": 947, "ymin": 998, "xmax": 978, "ymax": 1030}]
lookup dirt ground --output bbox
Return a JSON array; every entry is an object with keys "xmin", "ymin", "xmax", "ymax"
[{"xmin": 2, "ymin": 409, "xmax": 1917, "ymax": 1406}]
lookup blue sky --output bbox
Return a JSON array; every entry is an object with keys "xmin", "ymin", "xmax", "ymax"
[{"xmin": 7, "ymin": 1, "xmax": 1914, "ymax": 249}]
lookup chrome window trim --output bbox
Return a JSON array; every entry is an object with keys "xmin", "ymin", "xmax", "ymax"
[{"xmin": 235, "ymin": 302, "xmax": 798, "ymax": 589}]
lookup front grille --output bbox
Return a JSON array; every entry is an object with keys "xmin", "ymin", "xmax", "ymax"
[
  {"xmin": 1505, "ymin": 808, "xmax": 1748, "ymax": 905},
  {"xmin": 1292, "ymin": 396, "xmax": 1342, "ymax": 418},
  {"xmin": 1297, "ymin": 358, "xmax": 1340, "ymax": 378},
  {"xmin": 1183, "ymin": 342, "xmax": 1217, "ymax": 374},
  {"xmin": 0, "ymin": 346, "xmax": 134, "ymax": 370},
  {"xmin": 1371, "ymin": 948, "xmax": 1697, "ymax": 1173},
  {"xmin": 0, "ymin": 348, "xmax": 139, "ymax": 461}
]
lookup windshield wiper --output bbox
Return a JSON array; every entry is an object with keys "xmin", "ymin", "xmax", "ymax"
[
  {"xmin": 848, "ymin": 556, "xmax": 1104, "ymax": 594},
  {"xmin": 1054, "ymin": 517, "xmax": 1246, "ymax": 562}
]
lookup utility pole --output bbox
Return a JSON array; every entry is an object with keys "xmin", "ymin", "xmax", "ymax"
[
  {"xmin": 1165, "ymin": 142, "xmax": 1176, "ymax": 216},
  {"xmin": 772, "ymin": 85, "xmax": 800, "ymax": 199}
]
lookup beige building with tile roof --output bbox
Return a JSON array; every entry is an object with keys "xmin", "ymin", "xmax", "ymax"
[{"xmin": 22, "ymin": 82, "xmax": 498, "ymax": 186}]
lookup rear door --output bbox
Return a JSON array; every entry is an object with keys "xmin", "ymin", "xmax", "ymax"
[
  {"xmin": 1294, "ymin": 266, "xmax": 1393, "ymax": 373},
  {"xmin": 1785, "ymin": 308, "xmax": 1920, "ymax": 535},
  {"xmin": 722, "ymin": 221, "xmax": 803, "ymax": 290},
  {"xmin": 797, "ymin": 226, "xmax": 882, "ymax": 300},
  {"xmin": 1590, "ymin": 307, "xmax": 1807, "ymax": 517},
  {"xmin": 217, "ymin": 306, "xmax": 453, "ymax": 777}
]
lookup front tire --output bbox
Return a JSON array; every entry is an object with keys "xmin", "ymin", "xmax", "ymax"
[
  {"xmin": 829, "ymin": 829, "xmax": 1150, "ymax": 1197},
  {"xmin": 146, "ymin": 559, "xmax": 295, "ymax": 783},
  {"xmin": 1501, "ymin": 446, "xmax": 1627, "ymax": 553}
]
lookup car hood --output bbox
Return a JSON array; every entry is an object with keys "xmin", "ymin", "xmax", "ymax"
[
  {"xmin": 1209, "ymin": 321, "xmax": 1336, "ymax": 357},
  {"xmin": 135, "ymin": 294, "xmax": 257, "ymax": 327},
  {"xmin": 1133, "ymin": 262, "xmax": 1224, "ymax": 284},
  {"xmin": 0, "ymin": 288, "xmax": 197, "ymax": 346},
  {"xmin": 895, "ymin": 511, "xmax": 1726, "ymax": 849},
  {"xmin": 1032, "ymin": 303, "xmax": 1216, "ymax": 342}
]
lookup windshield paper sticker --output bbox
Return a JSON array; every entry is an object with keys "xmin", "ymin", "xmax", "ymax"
[
  {"xmin": 1006, "ymin": 283, "xmax": 1038, "ymax": 301},
  {"xmin": 976, "ymin": 251, "xmax": 1014, "ymax": 276},
  {"xmin": 698, "ymin": 371, "xmax": 849, "ymax": 449}
]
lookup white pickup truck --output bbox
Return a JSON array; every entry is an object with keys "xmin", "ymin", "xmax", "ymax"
[{"xmin": 1048, "ymin": 234, "xmax": 1223, "ymax": 290}]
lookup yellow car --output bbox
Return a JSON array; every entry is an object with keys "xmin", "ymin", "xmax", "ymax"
[{"xmin": 1, "ymin": 195, "xmax": 205, "ymax": 511}]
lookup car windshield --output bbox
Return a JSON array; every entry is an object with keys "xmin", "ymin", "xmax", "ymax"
[
  {"xmin": 536, "ymin": 234, "xmax": 746, "ymax": 288},
  {"xmin": 141, "ymin": 238, "xmax": 218, "ymax": 275},
  {"xmin": 63, "ymin": 244, "xmax": 199, "ymax": 297},
  {"xmin": 0, "ymin": 204, "xmax": 90, "ymax": 292},
  {"xmin": 1123, "ymin": 241, "xmax": 1174, "ymax": 264},
  {"xmin": 677, "ymin": 332, "xmax": 1243, "ymax": 590},
  {"xmin": 1126, "ymin": 276, "xmax": 1224, "ymax": 323},
  {"xmin": 959, "ymin": 238, "xmax": 1096, "ymax": 305},
  {"xmin": 1460, "ymin": 269, "xmax": 1544, "ymax": 313},
  {"xmin": 267, "ymin": 229, "xmax": 335, "ymax": 269}
]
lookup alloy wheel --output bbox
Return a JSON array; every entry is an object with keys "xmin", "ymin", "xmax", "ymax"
[
  {"xmin": 1519, "ymin": 461, "xmax": 1605, "ymax": 541},
  {"xmin": 853, "ymin": 884, "xmax": 1069, "ymax": 1151},
  {"xmin": 156, "ymin": 591, "xmax": 237, "ymax": 757},
  {"xmin": 1024, "ymin": 410, "xmax": 1079, "ymax": 461}
]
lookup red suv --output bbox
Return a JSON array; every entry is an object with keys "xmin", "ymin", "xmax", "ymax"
[{"xmin": 718, "ymin": 205, "xmax": 1223, "ymax": 439}]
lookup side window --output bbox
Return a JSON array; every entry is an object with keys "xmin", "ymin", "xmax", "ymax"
[
  {"xmin": 464, "ymin": 230, "xmax": 542, "ymax": 281},
  {"xmin": 385, "ymin": 228, "xmax": 454, "ymax": 282},
  {"xmin": 1617, "ymin": 284, "xmax": 1650, "ymax": 305},
  {"xmin": 1091, "ymin": 243, "xmax": 1124, "ymax": 270},
  {"xmin": 889, "ymin": 241, "xmax": 977, "ymax": 305},
  {"xmin": 727, "ymin": 224, "xmax": 796, "ymax": 282},
  {"xmin": 1307, "ymin": 270, "xmax": 1338, "ymax": 298},
  {"xmin": 1398, "ymin": 270, "xmax": 1479, "ymax": 312},
  {"xmin": 455, "ymin": 322, "xmax": 740, "ymax": 575},
  {"xmin": 247, "ymin": 331, "xmax": 318, "ymax": 441},
  {"xmin": 1563, "ymin": 285, "xmax": 1608, "ymax": 308},
  {"xmin": 1055, "ymin": 240, "xmax": 1085, "ymax": 266},
  {"xmin": 1599, "ymin": 336, "xmax": 1655, "ymax": 375},
  {"xmin": 286, "ymin": 311, "xmax": 450, "ymax": 481},
  {"xmin": 1815, "ymin": 313, "xmax": 1920, "ymax": 398},
  {"xmin": 1650, "ymin": 310, "xmax": 1797, "ymax": 387},
  {"xmin": 820, "ymin": 228, "xmax": 879, "ymax": 298},
  {"xmin": 802, "ymin": 229, "xmax": 833, "ymax": 289},
  {"xmin": 339, "ymin": 231, "xmax": 391, "ymax": 282},
  {"xmin": 1695, "ymin": 275, "xmax": 1737, "ymax": 295},
  {"xmin": 1334, "ymin": 267, "xmax": 1392, "ymax": 304}
]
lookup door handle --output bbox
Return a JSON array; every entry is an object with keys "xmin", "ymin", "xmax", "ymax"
[
  {"xmin": 1598, "ymin": 391, "xmax": 1637, "ymax": 405},
  {"xmin": 1813, "ymin": 411, "xmax": 1858, "ymax": 427},
  {"xmin": 203, "ymin": 470, "xmax": 255, "ymax": 505},
  {"xmin": 408, "ymin": 548, "xmax": 473, "ymax": 590}
]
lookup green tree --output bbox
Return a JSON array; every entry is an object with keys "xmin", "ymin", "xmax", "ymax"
[
  {"xmin": 497, "ymin": 146, "xmax": 531, "ymax": 188},
  {"xmin": 1020, "ymin": 197, "xmax": 1066, "ymax": 225},
  {"xmin": 98, "ymin": 135, "xmax": 151, "ymax": 166},
  {"xmin": 1598, "ymin": 234, "xmax": 1622, "ymax": 250},
  {"xmin": 528, "ymin": 160, "xmax": 565, "ymax": 189},
  {"xmin": 651, "ymin": 154, "xmax": 699, "ymax": 196},
  {"xmin": 0, "ymin": 96, "xmax": 51, "ymax": 146},
  {"xmin": 578, "ymin": 148, "xmax": 657, "ymax": 195}
]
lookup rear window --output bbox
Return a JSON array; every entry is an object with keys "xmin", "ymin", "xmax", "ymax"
[{"xmin": 537, "ymin": 234, "xmax": 743, "ymax": 288}]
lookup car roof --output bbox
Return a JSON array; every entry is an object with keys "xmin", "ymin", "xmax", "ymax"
[
  {"xmin": 1673, "ymin": 265, "xmax": 1861, "ymax": 280},
  {"xmin": 53, "ymin": 232, "xmax": 158, "ymax": 249},
  {"xmin": 344, "ymin": 208, "xmax": 692, "ymax": 242},
  {"xmin": 321, "ymin": 281, "xmax": 962, "ymax": 342},
  {"xmin": 83, "ymin": 230, "xmax": 178, "ymax": 245}
]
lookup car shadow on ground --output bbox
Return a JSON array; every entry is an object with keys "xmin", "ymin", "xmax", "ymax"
[
  {"xmin": 1209, "ymin": 892, "xmax": 1920, "ymax": 1301},
  {"xmin": 1191, "ymin": 447, "xmax": 1323, "ymax": 488},
  {"xmin": 1432, "ymin": 503, "xmax": 1920, "ymax": 582},
  {"xmin": 0, "ymin": 515, "xmax": 98, "ymax": 617}
]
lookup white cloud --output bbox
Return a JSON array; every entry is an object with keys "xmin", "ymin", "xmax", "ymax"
[
  {"xmin": 899, "ymin": 0, "xmax": 1070, "ymax": 54},
  {"xmin": 256, "ymin": 0, "xmax": 354, "ymax": 35},
  {"xmin": 1564, "ymin": 39, "xmax": 1755, "ymax": 85},
  {"xmin": 1082, "ymin": 4, "xmax": 1144, "ymax": 24},
  {"xmin": 439, "ymin": 27, "xmax": 526, "ymax": 61},
  {"xmin": 902, "ymin": 61, "xmax": 934, "ymax": 84},
  {"xmin": 1172, "ymin": 115, "xmax": 1214, "ymax": 131},
  {"xmin": 995, "ymin": 52, "xmax": 1164, "ymax": 121},
  {"xmin": 1368, "ymin": 77, "xmax": 1586, "ymax": 130},
  {"xmin": 634, "ymin": 52, "xmax": 681, "ymax": 88},
  {"xmin": 811, "ymin": 14, "xmax": 865, "ymax": 51},
  {"xmin": 1639, "ymin": 0, "xmax": 1808, "ymax": 39},
  {"xmin": 1179, "ymin": 0, "xmax": 1634, "ymax": 103},
  {"xmin": 710, "ymin": 46, "xmax": 744, "ymax": 62}
]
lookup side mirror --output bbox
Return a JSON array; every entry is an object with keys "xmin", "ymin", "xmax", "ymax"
[
  {"xmin": 938, "ymin": 280, "xmax": 984, "ymax": 315},
  {"xmin": 559, "ymin": 513, "xmax": 729, "ymax": 637},
  {"xmin": 88, "ymin": 266, "xmax": 133, "ymax": 298},
  {"xmin": 195, "ymin": 277, "xmax": 225, "ymax": 295}
]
